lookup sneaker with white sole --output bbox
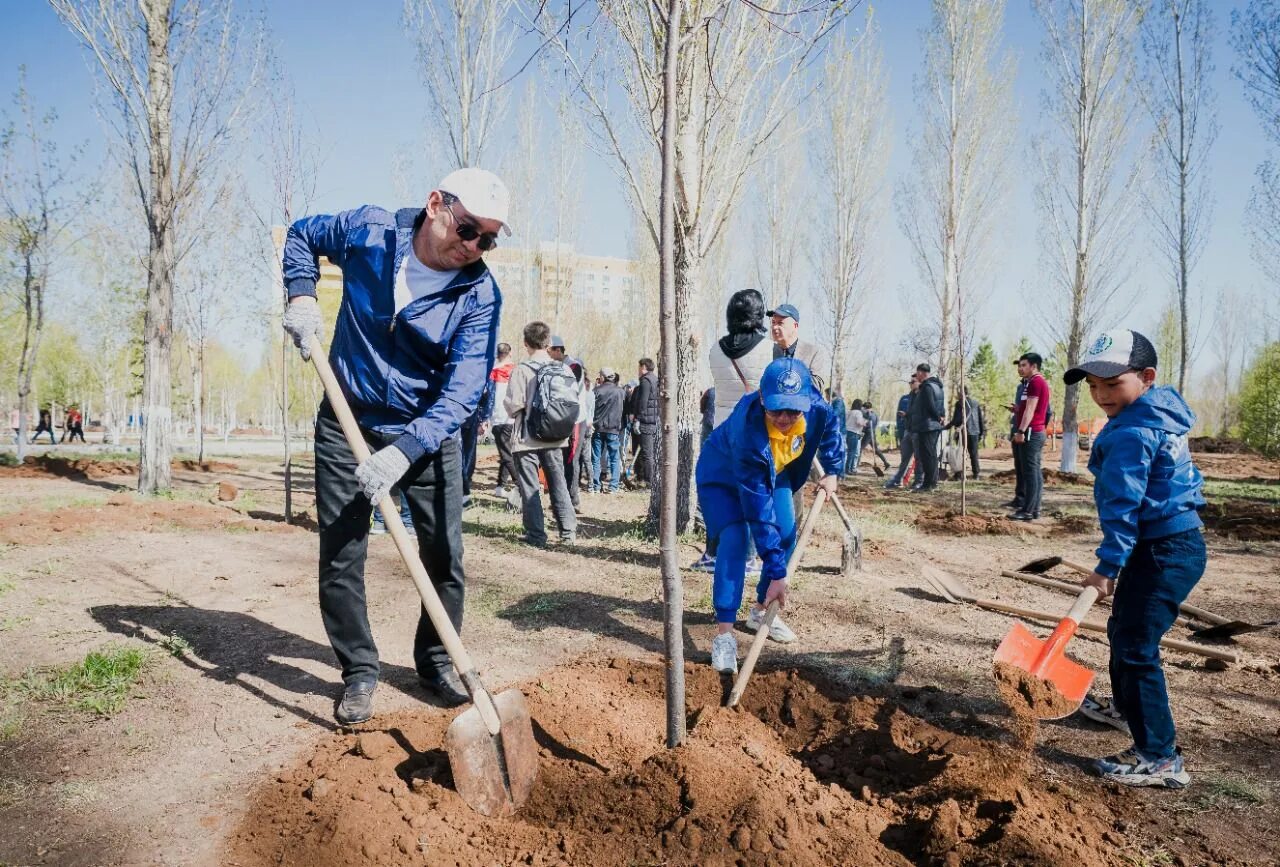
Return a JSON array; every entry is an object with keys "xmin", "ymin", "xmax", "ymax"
[
  {"xmin": 1093, "ymin": 747, "xmax": 1190, "ymax": 789},
  {"xmin": 690, "ymin": 553, "xmax": 716, "ymax": 573},
  {"xmin": 369, "ymin": 521, "xmax": 387, "ymax": 536},
  {"xmin": 1079, "ymin": 693, "xmax": 1130, "ymax": 734},
  {"xmin": 745, "ymin": 557, "xmax": 762, "ymax": 576},
  {"xmin": 711, "ymin": 632, "xmax": 739, "ymax": 674},
  {"xmin": 746, "ymin": 607, "xmax": 797, "ymax": 643}
]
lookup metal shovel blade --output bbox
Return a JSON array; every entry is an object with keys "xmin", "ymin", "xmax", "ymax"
[
  {"xmin": 994, "ymin": 622, "xmax": 1093, "ymax": 719},
  {"xmin": 444, "ymin": 689, "xmax": 539, "ymax": 817},
  {"xmin": 1191, "ymin": 619, "xmax": 1278, "ymax": 640}
]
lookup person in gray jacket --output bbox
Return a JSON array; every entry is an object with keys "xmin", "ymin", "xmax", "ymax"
[{"xmin": 505, "ymin": 321, "xmax": 577, "ymax": 547}]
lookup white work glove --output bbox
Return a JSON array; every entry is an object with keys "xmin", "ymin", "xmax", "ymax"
[
  {"xmin": 355, "ymin": 445, "xmax": 411, "ymax": 505},
  {"xmin": 282, "ymin": 296, "xmax": 323, "ymax": 360}
]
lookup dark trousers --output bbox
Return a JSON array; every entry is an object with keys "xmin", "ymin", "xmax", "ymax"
[
  {"xmin": 1011, "ymin": 435, "xmax": 1026, "ymax": 507},
  {"xmin": 1109, "ymin": 529, "xmax": 1206, "ymax": 760},
  {"xmin": 916, "ymin": 429, "xmax": 941, "ymax": 488},
  {"xmin": 964, "ymin": 433, "xmax": 981, "ymax": 478},
  {"xmin": 562, "ymin": 422, "xmax": 584, "ymax": 507},
  {"xmin": 31, "ymin": 424, "xmax": 55, "ymax": 444},
  {"xmin": 891, "ymin": 431, "xmax": 917, "ymax": 486},
  {"xmin": 1017, "ymin": 431, "xmax": 1046, "ymax": 516},
  {"xmin": 459, "ymin": 415, "xmax": 480, "ymax": 496},
  {"xmin": 635, "ymin": 430, "xmax": 657, "ymax": 483},
  {"xmin": 492, "ymin": 423, "xmax": 516, "ymax": 487},
  {"xmin": 314, "ymin": 400, "xmax": 465, "ymax": 685}
]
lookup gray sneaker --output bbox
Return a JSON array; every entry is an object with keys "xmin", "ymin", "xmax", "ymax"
[
  {"xmin": 1079, "ymin": 693, "xmax": 1130, "ymax": 734},
  {"xmin": 335, "ymin": 680, "xmax": 376, "ymax": 725},
  {"xmin": 747, "ymin": 607, "xmax": 797, "ymax": 643},
  {"xmin": 711, "ymin": 632, "xmax": 739, "ymax": 674}
]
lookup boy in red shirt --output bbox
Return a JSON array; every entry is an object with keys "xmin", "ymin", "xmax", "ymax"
[{"xmin": 1010, "ymin": 352, "xmax": 1050, "ymax": 521}]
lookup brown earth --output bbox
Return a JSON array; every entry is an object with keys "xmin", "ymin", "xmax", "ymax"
[
  {"xmin": 994, "ymin": 661, "xmax": 1080, "ymax": 720},
  {"xmin": 1200, "ymin": 500, "xmax": 1280, "ymax": 541},
  {"xmin": 0, "ymin": 454, "xmax": 237, "ymax": 481},
  {"xmin": 233, "ymin": 658, "xmax": 1135, "ymax": 867},
  {"xmin": 990, "ymin": 468, "xmax": 1093, "ymax": 486},
  {"xmin": 1189, "ymin": 436, "xmax": 1257, "ymax": 455},
  {"xmin": 915, "ymin": 509, "xmax": 1027, "ymax": 537}
]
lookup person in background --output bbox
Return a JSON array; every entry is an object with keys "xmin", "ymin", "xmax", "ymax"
[
  {"xmin": 62, "ymin": 407, "xmax": 86, "ymax": 444},
  {"xmin": 1010, "ymin": 352, "xmax": 1050, "ymax": 521},
  {"xmin": 1003, "ymin": 373, "xmax": 1031, "ymax": 512},
  {"xmin": 631, "ymin": 358, "xmax": 660, "ymax": 487},
  {"xmin": 845, "ymin": 399, "xmax": 866, "ymax": 476},
  {"xmin": 30, "ymin": 408, "xmax": 56, "ymax": 445},
  {"xmin": 886, "ymin": 379, "xmax": 920, "ymax": 489},
  {"xmin": 911, "ymin": 363, "xmax": 946, "ymax": 492},
  {"xmin": 944, "ymin": 386, "xmax": 984, "ymax": 479},
  {"xmin": 861, "ymin": 402, "xmax": 891, "ymax": 472},
  {"xmin": 486, "ymin": 343, "xmax": 517, "ymax": 499},
  {"xmin": 591, "ymin": 368, "xmax": 625, "ymax": 493},
  {"xmin": 827, "ymin": 388, "xmax": 846, "ymax": 478}
]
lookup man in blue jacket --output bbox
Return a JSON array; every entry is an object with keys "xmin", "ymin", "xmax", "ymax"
[
  {"xmin": 696, "ymin": 358, "xmax": 844, "ymax": 674},
  {"xmin": 280, "ymin": 168, "xmax": 508, "ymax": 725}
]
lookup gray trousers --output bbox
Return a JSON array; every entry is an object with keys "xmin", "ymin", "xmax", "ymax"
[{"xmin": 515, "ymin": 447, "xmax": 577, "ymax": 545}]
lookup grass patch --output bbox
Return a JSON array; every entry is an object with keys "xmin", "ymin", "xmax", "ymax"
[
  {"xmin": 1203, "ymin": 479, "xmax": 1280, "ymax": 503},
  {"xmin": 1185, "ymin": 774, "xmax": 1268, "ymax": 811},
  {"xmin": 10, "ymin": 645, "xmax": 154, "ymax": 716},
  {"xmin": 0, "ymin": 777, "xmax": 33, "ymax": 809},
  {"xmin": 0, "ymin": 616, "xmax": 31, "ymax": 632},
  {"xmin": 501, "ymin": 591, "xmax": 572, "ymax": 622},
  {"xmin": 157, "ymin": 632, "xmax": 192, "ymax": 657},
  {"xmin": 0, "ymin": 577, "xmax": 14, "ymax": 597},
  {"xmin": 1120, "ymin": 845, "xmax": 1176, "ymax": 866}
]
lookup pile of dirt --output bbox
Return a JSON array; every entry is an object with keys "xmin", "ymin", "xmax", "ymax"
[
  {"xmin": 232, "ymin": 658, "xmax": 1135, "ymax": 867},
  {"xmin": 993, "ymin": 662, "xmax": 1079, "ymax": 720},
  {"xmin": 0, "ymin": 455, "xmax": 237, "ymax": 481},
  {"xmin": 1189, "ymin": 436, "xmax": 1257, "ymax": 455},
  {"xmin": 915, "ymin": 509, "xmax": 1027, "ymax": 536},
  {"xmin": 990, "ymin": 468, "xmax": 1092, "ymax": 486},
  {"xmin": 1201, "ymin": 500, "xmax": 1280, "ymax": 541},
  {"xmin": 0, "ymin": 492, "xmax": 297, "ymax": 544},
  {"xmin": 1050, "ymin": 514, "xmax": 1096, "ymax": 536}
]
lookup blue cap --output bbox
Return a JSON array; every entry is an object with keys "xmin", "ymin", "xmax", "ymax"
[
  {"xmin": 767, "ymin": 303, "xmax": 800, "ymax": 322},
  {"xmin": 759, "ymin": 358, "xmax": 812, "ymax": 412},
  {"xmin": 550, "ymin": 334, "xmax": 566, "ymax": 348}
]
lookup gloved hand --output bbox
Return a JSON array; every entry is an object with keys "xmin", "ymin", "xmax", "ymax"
[
  {"xmin": 282, "ymin": 296, "xmax": 323, "ymax": 360},
  {"xmin": 355, "ymin": 445, "xmax": 411, "ymax": 505}
]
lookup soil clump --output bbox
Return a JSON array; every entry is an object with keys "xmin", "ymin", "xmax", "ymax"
[
  {"xmin": 1200, "ymin": 500, "xmax": 1280, "ymax": 541},
  {"xmin": 990, "ymin": 468, "xmax": 1092, "ymax": 486},
  {"xmin": 1189, "ymin": 436, "xmax": 1257, "ymax": 455},
  {"xmin": 915, "ymin": 509, "xmax": 1026, "ymax": 536},
  {"xmin": 232, "ymin": 658, "xmax": 1133, "ymax": 867},
  {"xmin": 993, "ymin": 661, "xmax": 1080, "ymax": 720},
  {"xmin": 0, "ymin": 454, "xmax": 236, "ymax": 481}
]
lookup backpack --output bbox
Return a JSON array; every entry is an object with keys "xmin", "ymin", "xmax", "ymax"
[{"xmin": 524, "ymin": 360, "xmax": 579, "ymax": 441}]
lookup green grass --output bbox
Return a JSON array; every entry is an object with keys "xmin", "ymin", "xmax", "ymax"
[
  {"xmin": 0, "ymin": 616, "xmax": 31, "ymax": 632},
  {"xmin": 1186, "ymin": 774, "xmax": 1268, "ymax": 811},
  {"xmin": 156, "ymin": 632, "xmax": 192, "ymax": 657},
  {"xmin": 10, "ymin": 645, "xmax": 154, "ymax": 716},
  {"xmin": 1120, "ymin": 845, "xmax": 1176, "ymax": 867},
  {"xmin": 1203, "ymin": 479, "xmax": 1280, "ymax": 503},
  {"xmin": 0, "ymin": 577, "xmax": 14, "ymax": 598}
]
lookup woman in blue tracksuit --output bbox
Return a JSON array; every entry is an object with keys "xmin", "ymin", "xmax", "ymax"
[{"xmin": 696, "ymin": 358, "xmax": 844, "ymax": 674}]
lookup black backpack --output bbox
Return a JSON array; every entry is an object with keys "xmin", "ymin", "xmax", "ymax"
[{"xmin": 524, "ymin": 360, "xmax": 579, "ymax": 441}]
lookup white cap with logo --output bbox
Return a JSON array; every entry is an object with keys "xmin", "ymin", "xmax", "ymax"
[
  {"xmin": 1063, "ymin": 329, "xmax": 1158, "ymax": 384},
  {"xmin": 437, "ymin": 167, "xmax": 512, "ymax": 236}
]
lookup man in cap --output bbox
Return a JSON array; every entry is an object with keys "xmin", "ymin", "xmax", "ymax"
[
  {"xmin": 280, "ymin": 167, "xmax": 508, "ymax": 725},
  {"xmin": 769, "ymin": 303, "xmax": 831, "ymax": 392}
]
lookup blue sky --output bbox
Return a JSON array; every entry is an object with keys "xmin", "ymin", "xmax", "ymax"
[{"xmin": 1, "ymin": 1, "xmax": 1273, "ymax": 376}]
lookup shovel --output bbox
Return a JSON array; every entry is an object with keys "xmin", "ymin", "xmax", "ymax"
[
  {"xmin": 1019, "ymin": 555, "xmax": 1233, "ymax": 627},
  {"xmin": 993, "ymin": 585, "xmax": 1099, "ymax": 718},
  {"xmin": 1191, "ymin": 619, "xmax": 1280, "ymax": 640},
  {"xmin": 308, "ymin": 336, "xmax": 537, "ymax": 817},
  {"xmin": 727, "ymin": 488, "xmax": 828, "ymax": 707},
  {"xmin": 827, "ymin": 493, "xmax": 863, "ymax": 573}
]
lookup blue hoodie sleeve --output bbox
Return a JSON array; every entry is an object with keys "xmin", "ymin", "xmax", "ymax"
[
  {"xmin": 1091, "ymin": 428, "xmax": 1157, "ymax": 579},
  {"xmin": 391, "ymin": 287, "xmax": 501, "ymax": 462},
  {"xmin": 281, "ymin": 210, "xmax": 357, "ymax": 299}
]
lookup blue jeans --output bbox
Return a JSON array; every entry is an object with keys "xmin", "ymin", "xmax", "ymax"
[
  {"xmin": 712, "ymin": 486, "xmax": 796, "ymax": 624},
  {"xmin": 1108, "ymin": 529, "xmax": 1206, "ymax": 760},
  {"xmin": 591, "ymin": 431, "xmax": 622, "ymax": 492},
  {"xmin": 372, "ymin": 487, "xmax": 412, "ymax": 528},
  {"xmin": 843, "ymin": 433, "xmax": 862, "ymax": 476}
]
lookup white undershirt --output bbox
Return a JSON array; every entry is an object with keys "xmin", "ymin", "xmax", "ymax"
[{"xmin": 394, "ymin": 249, "xmax": 460, "ymax": 315}]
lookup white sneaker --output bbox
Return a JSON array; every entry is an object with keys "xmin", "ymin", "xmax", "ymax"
[
  {"xmin": 747, "ymin": 607, "xmax": 797, "ymax": 643},
  {"xmin": 711, "ymin": 632, "xmax": 739, "ymax": 674}
]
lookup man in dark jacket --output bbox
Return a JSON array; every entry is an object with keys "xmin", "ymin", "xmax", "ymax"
[
  {"xmin": 632, "ymin": 357, "xmax": 659, "ymax": 486},
  {"xmin": 944, "ymin": 387, "xmax": 985, "ymax": 479},
  {"xmin": 886, "ymin": 379, "xmax": 920, "ymax": 489},
  {"xmin": 279, "ymin": 167, "xmax": 507, "ymax": 724},
  {"xmin": 591, "ymin": 368, "xmax": 626, "ymax": 493},
  {"xmin": 911, "ymin": 362, "xmax": 946, "ymax": 491}
]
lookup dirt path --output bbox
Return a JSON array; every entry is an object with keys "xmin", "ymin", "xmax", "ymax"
[{"xmin": 1, "ymin": 450, "xmax": 1277, "ymax": 866}]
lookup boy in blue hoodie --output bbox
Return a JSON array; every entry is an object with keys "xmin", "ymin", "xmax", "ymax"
[
  {"xmin": 695, "ymin": 358, "xmax": 844, "ymax": 674},
  {"xmin": 1064, "ymin": 329, "xmax": 1206, "ymax": 789}
]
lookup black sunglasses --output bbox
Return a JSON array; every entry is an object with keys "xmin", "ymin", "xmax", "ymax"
[{"xmin": 444, "ymin": 198, "xmax": 499, "ymax": 251}]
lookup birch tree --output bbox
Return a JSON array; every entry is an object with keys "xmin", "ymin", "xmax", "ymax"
[
  {"xmin": 530, "ymin": 0, "xmax": 850, "ymax": 531},
  {"xmin": 1032, "ymin": 0, "xmax": 1142, "ymax": 472},
  {"xmin": 812, "ymin": 16, "xmax": 890, "ymax": 389},
  {"xmin": 50, "ymin": 0, "xmax": 262, "ymax": 493},
  {"xmin": 1139, "ymin": 0, "xmax": 1218, "ymax": 394},
  {"xmin": 404, "ymin": 0, "xmax": 516, "ymax": 171},
  {"xmin": 897, "ymin": 0, "xmax": 1016, "ymax": 390},
  {"xmin": 1, "ymin": 70, "xmax": 95, "ymax": 462},
  {"xmin": 752, "ymin": 135, "xmax": 805, "ymax": 305},
  {"xmin": 1232, "ymin": 0, "xmax": 1280, "ymax": 290}
]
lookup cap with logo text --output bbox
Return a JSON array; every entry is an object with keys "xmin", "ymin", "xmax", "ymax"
[
  {"xmin": 760, "ymin": 357, "xmax": 813, "ymax": 413},
  {"xmin": 1063, "ymin": 330, "xmax": 1157, "ymax": 385}
]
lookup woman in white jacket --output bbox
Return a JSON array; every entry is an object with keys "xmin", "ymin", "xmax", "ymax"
[{"xmin": 693, "ymin": 289, "xmax": 774, "ymax": 573}]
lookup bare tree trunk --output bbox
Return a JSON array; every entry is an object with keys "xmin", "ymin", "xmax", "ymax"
[
  {"xmin": 15, "ymin": 268, "xmax": 43, "ymax": 464},
  {"xmin": 658, "ymin": 0, "xmax": 685, "ymax": 751},
  {"xmin": 282, "ymin": 333, "xmax": 292, "ymax": 523}
]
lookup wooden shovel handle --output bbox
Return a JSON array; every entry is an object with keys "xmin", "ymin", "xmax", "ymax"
[
  {"xmin": 1001, "ymin": 570, "xmax": 1191, "ymax": 628},
  {"xmin": 307, "ymin": 336, "xmax": 502, "ymax": 734},
  {"xmin": 1057, "ymin": 558, "xmax": 1232, "ymax": 626},
  {"xmin": 828, "ymin": 493, "xmax": 856, "ymax": 535},
  {"xmin": 727, "ymin": 488, "xmax": 828, "ymax": 707}
]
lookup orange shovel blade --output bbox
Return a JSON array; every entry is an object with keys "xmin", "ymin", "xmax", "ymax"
[{"xmin": 994, "ymin": 621, "xmax": 1094, "ymax": 719}]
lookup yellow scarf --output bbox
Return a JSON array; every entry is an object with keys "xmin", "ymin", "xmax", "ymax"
[{"xmin": 765, "ymin": 414, "xmax": 807, "ymax": 472}]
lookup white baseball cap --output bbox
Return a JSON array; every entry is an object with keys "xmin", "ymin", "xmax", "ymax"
[
  {"xmin": 437, "ymin": 167, "xmax": 512, "ymax": 236},
  {"xmin": 1063, "ymin": 329, "xmax": 1158, "ymax": 384}
]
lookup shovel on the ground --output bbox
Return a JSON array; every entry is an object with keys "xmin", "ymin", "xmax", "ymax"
[
  {"xmin": 827, "ymin": 493, "xmax": 862, "ymax": 573},
  {"xmin": 727, "ymin": 487, "xmax": 829, "ymax": 708},
  {"xmin": 993, "ymin": 585, "xmax": 1100, "ymax": 719},
  {"xmin": 1019, "ymin": 555, "xmax": 1234, "ymax": 627},
  {"xmin": 1191, "ymin": 619, "xmax": 1280, "ymax": 640},
  {"xmin": 308, "ymin": 336, "xmax": 537, "ymax": 817}
]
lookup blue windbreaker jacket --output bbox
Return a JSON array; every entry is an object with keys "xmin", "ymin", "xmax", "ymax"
[
  {"xmin": 696, "ymin": 389, "xmax": 845, "ymax": 582},
  {"xmin": 1088, "ymin": 386, "xmax": 1205, "ymax": 579},
  {"xmin": 282, "ymin": 206, "xmax": 501, "ymax": 463}
]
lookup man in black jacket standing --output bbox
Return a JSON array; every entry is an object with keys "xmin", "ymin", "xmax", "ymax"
[
  {"xmin": 911, "ymin": 363, "xmax": 946, "ymax": 492},
  {"xmin": 944, "ymin": 387, "xmax": 985, "ymax": 479},
  {"xmin": 632, "ymin": 357, "xmax": 659, "ymax": 486},
  {"xmin": 590, "ymin": 368, "xmax": 626, "ymax": 493}
]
